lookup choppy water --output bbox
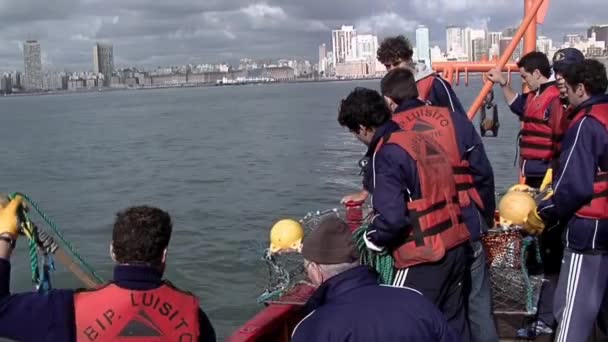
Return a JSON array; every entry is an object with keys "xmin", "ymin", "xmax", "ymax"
[{"xmin": 0, "ymin": 78, "xmax": 522, "ymax": 339}]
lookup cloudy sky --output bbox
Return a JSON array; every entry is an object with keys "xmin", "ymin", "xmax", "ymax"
[{"xmin": 0, "ymin": 0, "xmax": 605, "ymax": 72}]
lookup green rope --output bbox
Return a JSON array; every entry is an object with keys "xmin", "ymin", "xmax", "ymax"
[
  {"xmin": 26, "ymin": 223, "xmax": 40, "ymax": 285},
  {"xmin": 520, "ymin": 236, "xmax": 542, "ymax": 314},
  {"xmin": 10, "ymin": 192, "xmax": 104, "ymax": 284},
  {"xmin": 353, "ymin": 224, "xmax": 394, "ymax": 284}
]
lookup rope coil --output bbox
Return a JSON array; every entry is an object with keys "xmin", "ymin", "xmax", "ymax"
[{"xmin": 353, "ymin": 224, "xmax": 394, "ymax": 285}]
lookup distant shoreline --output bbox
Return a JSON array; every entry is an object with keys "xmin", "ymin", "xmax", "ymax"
[{"xmin": 0, "ymin": 76, "xmax": 383, "ymax": 99}]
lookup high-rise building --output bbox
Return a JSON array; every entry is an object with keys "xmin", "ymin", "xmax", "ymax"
[
  {"xmin": 486, "ymin": 31, "xmax": 502, "ymax": 58},
  {"xmin": 416, "ymin": 25, "xmax": 431, "ymax": 66},
  {"xmin": 462, "ymin": 28, "xmax": 486, "ymax": 61},
  {"xmin": 94, "ymin": 42, "xmax": 114, "ymax": 87},
  {"xmin": 23, "ymin": 40, "xmax": 43, "ymax": 90},
  {"xmin": 318, "ymin": 43, "xmax": 327, "ymax": 75},
  {"xmin": 563, "ymin": 34, "xmax": 582, "ymax": 47},
  {"xmin": 499, "ymin": 37, "xmax": 513, "ymax": 58},
  {"xmin": 503, "ymin": 27, "xmax": 517, "ymax": 37},
  {"xmin": 472, "ymin": 38, "xmax": 487, "ymax": 61},
  {"xmin": 487, "ymin": 31, "xmax": 502, "ymax": 46},
  {"xmin": 332, "ymin": 25, "xmax": 356, "ymax": 65},
  {"xmin": 318, "ymin": 44, "xmax": 327, "ymax": 63},
  {"xmin": 446, "ymin": 26, "xmax": 463, "ymax": 55},
  {"xmin": 588, "ymin": 25, "xmax": 608, "ymax": 44},
  {"xmin": 352, "ymin": 34, "xmax": 378, "ymax": 60},
  {"xmin": 536, "ymin": 36, "xmax": 553, "ymax": 55},
  {"xmin": 499, "ymin": 37, "xmax": 524, "ymax": 61}
]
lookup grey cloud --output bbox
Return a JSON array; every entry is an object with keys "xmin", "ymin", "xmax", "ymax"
[{"xmin": 0, "ymin": 0, "xmax": 606, "ymax": 72}]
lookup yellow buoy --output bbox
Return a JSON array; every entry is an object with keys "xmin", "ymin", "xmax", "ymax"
[
  {"xmin": 269, "ymin": 219, "xmax": 304, "ymax": 254},
  {"xmin": 498, "ymin": 190, "xmax": 537, "ymax": 226}
]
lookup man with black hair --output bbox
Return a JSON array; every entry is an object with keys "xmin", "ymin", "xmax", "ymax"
[
  {"xmin": 523, "ymin": 59, "xmax": 608, "ymax": 342},
  {"xmin": 515, "ymin": 47, "xmax": 586, "ymax": 340},
  {"xmin": 0, "ymin": 202, "xmax": 216, "ymax": 341},
  {"xmin": 381, "ymin": 68, "xmax": 497, "ymax": 342},
  {"xmin": 487, "ymin": 51, "xmax": 565, "ymax": 188},
  {"xmin": 338, "ymin": 87, "xmax": 471, "ymax": 341}
]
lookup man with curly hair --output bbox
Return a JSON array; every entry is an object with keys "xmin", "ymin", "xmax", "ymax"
[
  {"xmin": 376, "ymin": 35, "xmax": 467, "ymax": 115},
  {"xmin": 0, "ymin": 203, "xmax": 216, "ymax": 342}
]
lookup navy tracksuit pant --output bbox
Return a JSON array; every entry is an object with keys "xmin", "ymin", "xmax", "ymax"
[{"xmin": 554, "ymin": 249, "xmax": 608, "ymax": 342}]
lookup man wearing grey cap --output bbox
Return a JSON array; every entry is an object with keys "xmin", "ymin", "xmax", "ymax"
[{"xmin": 291, "ymin": 216, "xmax": 459, "ymax": 342}]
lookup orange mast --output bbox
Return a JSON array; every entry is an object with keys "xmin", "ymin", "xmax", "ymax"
[{"xmin": 431, "ymin": 0, "xmax": 550, "ymax": 119}]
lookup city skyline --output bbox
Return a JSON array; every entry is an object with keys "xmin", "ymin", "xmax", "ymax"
[{"xmin": 1, "ymin": 0, "xmax": 607, "ymax": 72}]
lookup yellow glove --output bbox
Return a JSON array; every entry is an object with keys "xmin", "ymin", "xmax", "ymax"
[
  {"xmin": 0, "ymin": 196, "xmax": 24, "ymax": 239},
  {"xmin": 523, "ymin": 209, "xmax": 545, "ymax": 235},
  {"xmin": 540, "ymin": 168, "xmax": 553, "ymax": 192}
]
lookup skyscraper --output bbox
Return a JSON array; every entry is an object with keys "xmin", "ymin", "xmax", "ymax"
[
  {"xmin": 23, "ymin": 40, "xmax": 43, "ymax": 90},
  {"xmin": 446, "ymin": 26, "xmax": 463, "ymax": 54},
  {"xmin": 353, "ymin": 34, "xmax": 378, "ymax": 60},
  {"xmin": 94, "ymin": 42, "xmax": 114, "ymax": 87},
  {"xmin": 588, "ymin": 25, "xmax": 608, "ymax": 44},
  {"xmin": 318, "ymin": 44, "xmax": 327, "ymax": 75},
  {"xmin": 486, "ymin": 32, "xmax": 502, "ymax": 58},
  {"xmin": 462, "ymin": 28, "xmax": 486, "ymax": 61},
  {"xmin": 318, "ymin": 43, "xmax": 327, "ymax": 63},
  {"xmin": 416, "ymin": 25, "xmax": 431, "ymax": 67},
  {"xmin": 332, "ymin": 25, "xmax": 356, "ymax": 65},
  {"xmin": 471, "ymin": 38, "xmax": 487, "ymax": 61},
  {"xmin": 536, "ymin": 36, "xmax": 553, "ymax": 55}
]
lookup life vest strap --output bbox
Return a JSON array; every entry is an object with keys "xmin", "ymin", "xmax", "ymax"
[
  {"xmin": 452, "ymin": 166, "xmax": 469, "ymax": 174},
  {"xmin": 409, "ymin": 196, "xmax": 459, "ymax": 217},
  {"xmin": 591, "ymin": 188, "xmax": 608, "ymax": 199},
  {"xmin": 456, "ymin": 183, "xmax": 475, "ymax": 191},
  {"xmin": 595, "ymin": 173, "xmax": 608, "ymax": 182},
  {"xmin": 520, "ymin": 129, "xmax": 554, "ymax": 139},
  {"xmin": 522, "ymin": 117, "xmax": 549, "ymax": 124},
  {"xmin": 405, "ymin": 216, "xmax": 464, "ymax": 246},
  {"xmin": 519, "ymin": 141, "xmax": 553, "ymax": 151}
]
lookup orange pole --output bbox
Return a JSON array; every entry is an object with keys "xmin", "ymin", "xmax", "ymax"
[
  {"xmin": 523, "ymin": 0, "xmax": 538, "ymax": 93},
  {"xmin": 466, "ymin": 0, "xmax": 546, "ymax": 119},
  {"xmin": 524, "ymin": 0, "xmax": 538, "ymax": 55},
  {"xmin": 446, "ymin": 68, "xmax": 454, "ymax": 85}
]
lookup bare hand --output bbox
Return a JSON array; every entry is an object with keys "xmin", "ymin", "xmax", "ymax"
[
  {"xmin": 340, "ymin": 190, "xmax": 369, "ymax": 204},
  {"xmin": 486, "ymin": 68, "xmax": 506, "ymax": 86}
]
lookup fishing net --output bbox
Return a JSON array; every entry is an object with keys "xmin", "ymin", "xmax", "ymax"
[
  {"xmin": 482, "ymin": 227, "xmax": 543, "ymax": 315},
  {"xmin": 256, "ymin": 208, "xmax": 347, "ymax": 304}
]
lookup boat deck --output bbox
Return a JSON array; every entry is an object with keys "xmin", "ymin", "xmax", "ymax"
[{"xmin": 497, "ymin": 314, "xmax": 553, "ymax": 342}]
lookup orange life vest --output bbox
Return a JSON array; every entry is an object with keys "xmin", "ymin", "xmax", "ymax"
[
  {"xmin": 520, "ymin": 85, "xmax": 561, "ymax": 160},
  {"xmin": 568, "ymin": 102, "xmax": 608, "ymax": 219},
  {"xmin": 74, "ymin": 282, "xmax": 200, "ymax": 342},
  {"xmin": 392, "ymin": 105, "xmax": 485, "ymax": 210},
  {"xmin": 417, "ymin": 75, "xmax": 435, "ymax": 103},
  {"xmin": 374, "ymin": 131, "xmax": 470, "ymax": 268}
]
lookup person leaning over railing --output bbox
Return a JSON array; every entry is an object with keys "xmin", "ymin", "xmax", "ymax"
[{"xmin": 0, "ymin": 198, "xmax": 216, "ymax": 342}]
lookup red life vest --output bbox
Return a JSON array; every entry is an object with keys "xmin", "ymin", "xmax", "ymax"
[
  {"xmin": 374, "ymin": 131, "xmax": 470, "ymax": 268},
  {"xmin": 417, "ymin": 75, "xmax": 435, "ymax": 103},
  {"xmin": 520, "ymin": 85, "xmax": 561, "ymax": 160},
  {"xmin": 74, "ymin": 282, "xmax": 200, "ymax": 342},
  {"xmin": 568, "ymin": 102, "xmax": 608, "ymax": 219},
  {"xmin": 392, "ymin": 105, "xmax": 485, "ymax": 210}
]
